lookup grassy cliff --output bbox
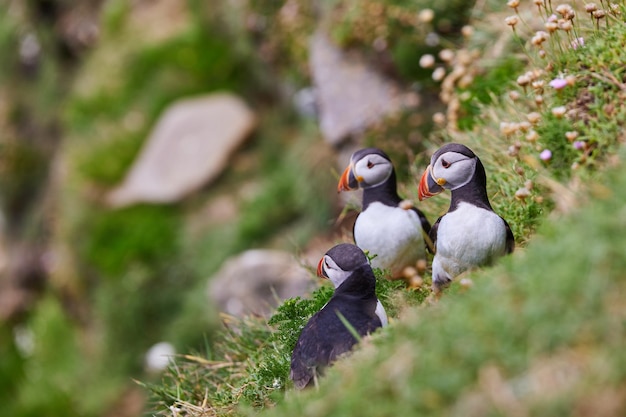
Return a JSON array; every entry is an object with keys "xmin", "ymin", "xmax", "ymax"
[
  {"xmin": 147, "ymin": 2, "xmax": 626, "ymax": 416},
  {"xmin": 260, "ymin": 152, "xmax": 626, "ymax": 417}
]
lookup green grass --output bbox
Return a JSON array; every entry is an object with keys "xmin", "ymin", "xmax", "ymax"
[
  {"xmin": 145, "ymin": 270, "xmax": 429, "ymax": 415},
  {"xmin": 456, "ymin": 56, "xmax": 527, "ymax": 131}
]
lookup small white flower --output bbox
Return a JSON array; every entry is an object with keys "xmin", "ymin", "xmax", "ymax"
[
  {"xmin": 551, "ymin": 106, "xmax": 567, "ymax": 118},
  {"xmin": 419, "ymin": 54, "xmax": 435, "ymax": 68},
  {"xmin": 527, "ymin": 112, "xmax": 542, "ymax": 124},
  {"xmin": 432, "ymin": 67, "xmax": 446, "ymax": 81},
  {"xmin": 418, "ymin": 9, "xmax": 435, "ymax": 23},
  {"xmin": 505, "ymin": 15, "xmax": 520, "ymax": 27},
  {"xmin": 439, "ymin": 49, "xmax": 455, "ymax": 62}
]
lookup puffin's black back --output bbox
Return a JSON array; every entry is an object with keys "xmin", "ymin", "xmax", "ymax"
[{"xmin": 289, "ymin": 263, "xmax": 381, "ymax": 389}]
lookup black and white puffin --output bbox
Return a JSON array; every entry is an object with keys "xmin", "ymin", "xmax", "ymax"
[
  {"xmin": 418, "ymin": 143, "xmax": 514, "ymax": 292},
  {"xmin": 290, "ymin": 243, "xmax": 386, "ymax": 389},
  {"xmin": 337, "ymin": 148, "xmax": 431, "ymax": 278}
]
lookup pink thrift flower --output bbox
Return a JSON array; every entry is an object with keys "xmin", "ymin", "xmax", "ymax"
[
  {"xmin": 571, "ymin": 37, "xmax": 585, "ymax": 49},
  {"xmin": 549, "ymin": 78, "xmax": 568, "ymax": 89},
  {"xmin": 573, "ymin": 141, "xmax": 585, "ymax": 150},
  {"xmin": 540, "ymin": 149, "xmax": 552, "ymax": 161}
]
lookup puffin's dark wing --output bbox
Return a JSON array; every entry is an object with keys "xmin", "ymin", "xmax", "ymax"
[
  {"xmin": 503, "ymin": 217, "xmax": 515, "ymax": 254},
  {"xmin": 428, "ymin": 215, "xmax": 443, "ymax": 252},
  {"xmin": 289, "ymin": 349, "xmax": 315, "ymax": 389},
  {"xmin": 290, "ymin": 304, "xmax": 363, "ymax": 389},
  {"xmin": 351, "ymin": 213, "xmax": 359, "ymax": 244},
  {"xmin": 410, "ymin": 207, "xmax": 431, "ymax": 235},
  {"xmin": 290, "ymin": 312, "xmax": 329, "ymax": 389},
  {"xmin": 289, "ymin": 310, "xmax": 331, "ymax": 389}
]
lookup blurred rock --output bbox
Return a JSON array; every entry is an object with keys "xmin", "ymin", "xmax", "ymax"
[
  {"xmin": 13, "ymin": 324, "xmax": 35, "ymax": 357},
  {"xmin": 310, "ymin": 31, "xmax": 406, "ymax": 145},
  {"xmin": 208, "ymin": 249, "xmax": 314, "ymax": 317},
  {"xmin": 19, "ymin": 33, "xmax": 41, "ymax": 73},
  {"xmin": 128, "ymin": 0, "xmax": 190, "ymax": 44},
  {"xmin": 57, "ymin": 4, "xmax": 100, "ymax": 53},
  {"xmin": 108, "ymin": 93, "xmax": 256, "ymax": 207},
  {"xmin": 292, "ymin": 87, "xmax": 318, "ymax": 119},
  {"xmin": 0, "ymin": 241, "xmax": 47, "ymax": 323},
  {"xmin": 0, "ymin": 287, "xmax": 33, "ymax": 323}
]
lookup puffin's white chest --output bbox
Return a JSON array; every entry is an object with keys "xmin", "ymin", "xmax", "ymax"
[
  {"xmin": 354, "ymin": 202, "xmax": 425, "ymax": 275},
  {"xmin": 435, "ymin": 202, "xmax": 507, "ymax": 276}
]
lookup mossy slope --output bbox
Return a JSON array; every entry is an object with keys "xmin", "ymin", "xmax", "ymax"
[{"xmin": 260, "ymin": 150, "xmax": 626, "ymax": 417}]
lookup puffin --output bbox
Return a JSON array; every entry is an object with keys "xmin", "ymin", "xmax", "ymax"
[
  {"xmin": 418, "ymin": 143, "xmax": 514, "ymax": 292},
  {"xmin": 337, "ymin": 148, "xmax": 432, "ymax": 278},
  {"xmin": 290, "ymin": 243, "xmax": 386, "ymax": 389}
]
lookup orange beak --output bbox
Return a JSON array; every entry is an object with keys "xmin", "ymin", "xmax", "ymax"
[
  {"xmin": 337, "ymin": 164, "xmax": 359, "ymax": 193},
  {"xmin": 317, "ymin": 257, "xmax": 327, "ymax": 278},
  {"xmin": 418, "ymin": 165, "xmax": 445, "ymax": 201}
]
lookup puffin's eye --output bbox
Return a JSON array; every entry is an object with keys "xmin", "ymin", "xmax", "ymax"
[
  {"xmin": 367, "ymin": 160, "xmax": 374, "ymax": 169},
  {"xmin": 441, "ymin": 158, "xmax": 451, "ymax": 168},
  {"xmin": 325, "ymin": 260, "xmax": 331, "ymax": 269}
]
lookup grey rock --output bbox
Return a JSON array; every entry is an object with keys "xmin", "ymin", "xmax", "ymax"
[
  {"xmin": 208, "ymin": 249, "xmax": 314, "ymax": 317},
  {"xmin": 309, "ymin": 31, "xmax": 406, "ymax": 145},
  {"xmin": 108, "ymin": 93, "xmax": 256, "ymax": 207}
]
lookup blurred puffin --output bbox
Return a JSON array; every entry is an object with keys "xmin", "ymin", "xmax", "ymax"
[
  {"xmin": 290, "ymin": 243, "xmax": 386, "ymax": 389},
  {"xmin": 337, "ymin": 148, "xmax": 432, "ymax": 278},
  {"xmin": 418, "ymin": 143, "xmax": 514, "ymax": 292}
]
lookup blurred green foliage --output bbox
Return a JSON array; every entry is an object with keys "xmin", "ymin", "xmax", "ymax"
[
  {"xmin": 66, "ymin": 27, "xmax": 253, "ymax": 133},
  {"xmin": 76, "ymin": 133, "xmax": 144, "ymax": 186},
  {"xmin": 9, "ymin": 297, "xmax": 83, "ymax": 417},
  {"xmin": 237, "ymin": 172, "xmax": 301, "ymax": 246},
  {"xmin": 0, "ymin": 142, "xmax": 47, "ymax": 221},
  {"xmin": 244, "ymin": 0, "xmax": 317, "ymax": 84},
  {"xmin": 329, "ymin": 0, "xmax": 475, "ymax": 81},
  {"xmin": 0, "ymin": 325, "xmax": 25, "ymax": 415},
  {"xmin": 457, "ymin": 57, "xmax": 526, "ymax": 131},
  {"xmin": 80, "ymin": 205, "xmax": 180, "ymax": 276}
]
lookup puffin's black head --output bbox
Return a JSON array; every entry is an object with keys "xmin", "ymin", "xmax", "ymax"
[
  {"xmin": 337, "ymin": 148, "xmax": 394, "ymax": 192},
  {"xmin": 317, "ymin": 243, "xmax": 370, "ymax": 289},
  {"xmin": 418, "ymin": 143, "xmax": 483, "ymax": 200}
]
